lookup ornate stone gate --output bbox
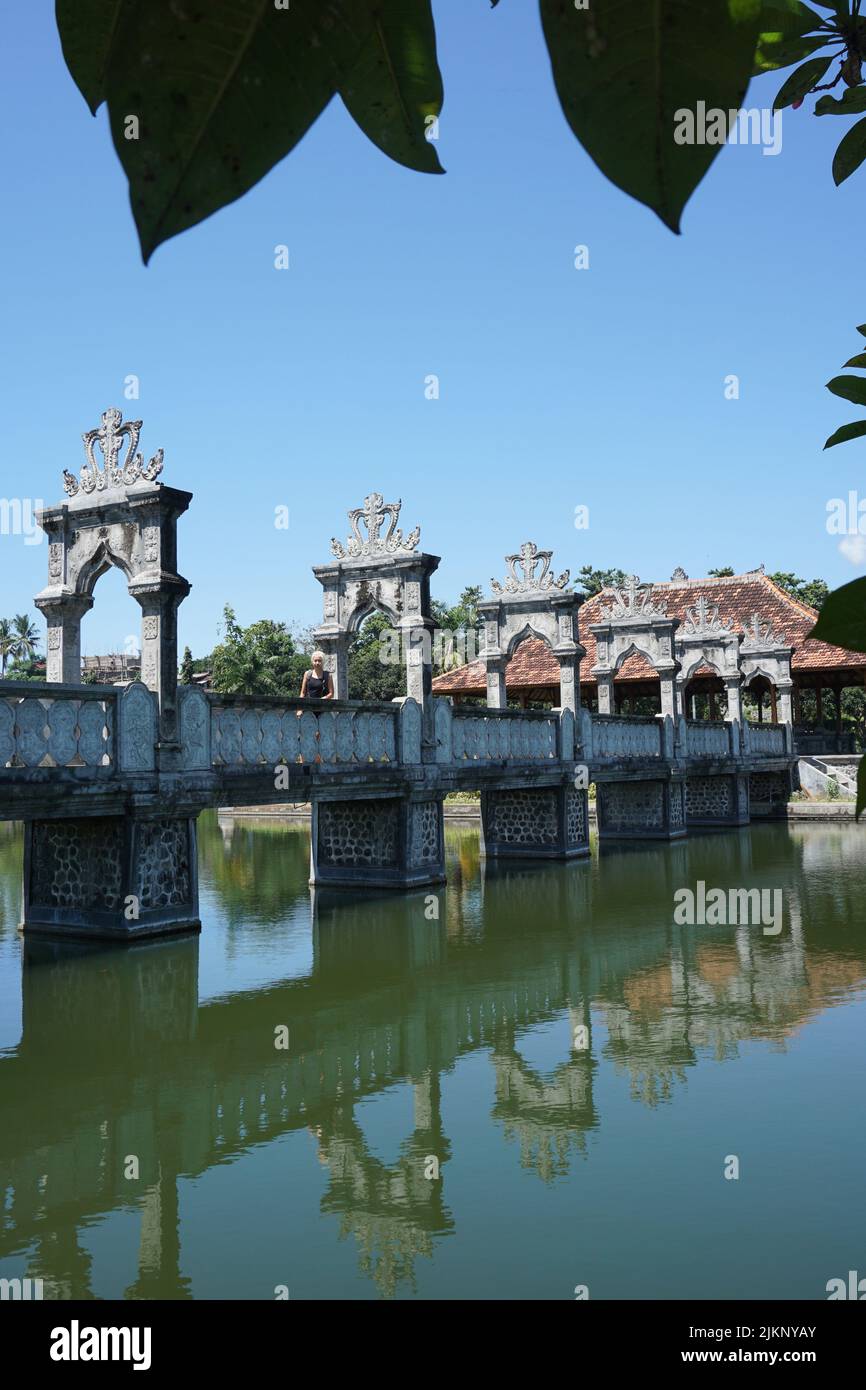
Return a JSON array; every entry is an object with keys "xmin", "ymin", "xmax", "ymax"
[{"xmin": 35, "ymin": 408, "xmax": 191, "ymax": 747}]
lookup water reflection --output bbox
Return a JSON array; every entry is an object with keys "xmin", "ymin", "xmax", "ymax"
[{"xmin": 1, "ymin": 815, "xmax": 864, "ymax": 1299}]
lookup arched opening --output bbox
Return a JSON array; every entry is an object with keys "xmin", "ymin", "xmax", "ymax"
[
  {"xmin": 504, "ymin": 627, "xmax": 558, "ymax": 710},
  {"xmin": 78, "ymin": 563, "xmax": 142, "ymax": 685},
  {"xmin": 606, "ymin": 645, "xmax": 664, "ymax": 717},
  {"xmin": 682, "ymin": 660, "xmax": 727, "ymax": 720},
  {"xmin": 743, "ymin": 672, "xmax": 778, "ymax": 724},
  {"xmin": 346, "ymin": 606, "xmax": 405, "ymax": 702}
]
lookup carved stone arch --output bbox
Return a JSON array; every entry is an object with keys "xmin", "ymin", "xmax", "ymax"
[
  {"xmin": 612, "ymin": 640, "xmax": 659, "ymax": 674},
  {"xmin": 505, "ymin": 621, "xmax": 555, "ymax": 659},
  {"xmin": 34, "ymin": 407, "xmax": 192, "ymax": 745},
  {"xmin": 738, "ymin": 612, "xmax": 794, "ymax": 724},
  {"xmin": 74, "ymin": 537, "xmax": 136, "ymax": 597},
  {"xmin": 312, "ymin": 494, "xmax": 440, "ymax": 732},
  {"xmin": 679, "ymin": 649, "xmax": 725, "ymax": 685},
  {"xmin": 478, "ymin": 541, "xmax": 583, "ymax": 716},
  {"xmin": 588, "ymin": 577, "xmax": 680, "ymax": 719}
]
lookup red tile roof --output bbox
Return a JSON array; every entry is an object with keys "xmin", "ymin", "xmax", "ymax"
[{"xmin": 433, "ymin": 571, "xmax": 866, "ymax": 695}]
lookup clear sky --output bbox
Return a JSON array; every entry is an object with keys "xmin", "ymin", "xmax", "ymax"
[{"xmin": 0, "ymin": 2, "xmax": 862, "ymax": 660}]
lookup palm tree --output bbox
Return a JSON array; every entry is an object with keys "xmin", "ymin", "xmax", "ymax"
[
  {"xmin": 12, "ymin": 613, "xmax": 39, "ymax": 664},
  {"xmin": 0, "ymin": 619, "xmax": 14, "ymax": 676}
]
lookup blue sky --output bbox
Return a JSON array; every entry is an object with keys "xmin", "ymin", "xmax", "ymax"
[{"xmin": 0, "ymin": 2, "xmax": 863, "ymax": 659}]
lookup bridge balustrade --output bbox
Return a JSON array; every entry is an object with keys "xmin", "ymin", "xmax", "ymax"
[
  {"xmin": 447, "ymin": 706, "xmax": 559, "ymax": 763},
  {"xmin": 0, "ymin": 682, "xmax": 117, "ymax": 770},
  {"xmin": 209, "ymin": 696, "xmax": 400, "ymax": 769},
  {"xmin": 685, "ymin": 719, "xmax": 733, "ymax": 760},
  {"xmin": 747, "ymin": 722, "xmax": 786, "ymax": 756},
  {"xmin": 590, "ymin": 714, "xmax": 664, "ymax": 761}
]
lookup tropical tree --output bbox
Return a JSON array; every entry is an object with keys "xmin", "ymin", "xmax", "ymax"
[
  {"xmin": 179, "ymin": 645, "xmax": 195, "ymax": 685},
  {"xmin": 12, "ymin": 614, "xmax": 39, "ymax": 663},
  {"xmin": 209, "ymin": 605, "xmax": 308, "ymax": 697},
  {"xmin": 0, "ymin": 619, "xmax": 14, "ymax": 677},
  {"xmin": 575, "ymin": 566, "xmax": 629, "ymax": 597}
]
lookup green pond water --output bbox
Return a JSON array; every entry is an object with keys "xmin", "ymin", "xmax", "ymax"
[{"xmin": 0, "ymin": 813, "xmax": 863, "ymax": 1301}]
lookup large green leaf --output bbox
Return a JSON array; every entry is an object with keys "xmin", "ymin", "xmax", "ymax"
[
  {"xmin": 827, "ymin": 374, "xmax": 866, "ymax": 405},
  {"xmin": 857, "ymin": 757, "xmax": 866, "ymax": 821},
  {"xmin": 810, "ymin": 576, "xmax": 866, "ymax": 654},
  {"xmin": 754, "ymin": 2, "xmax": 825, "ymax": 74},
  {"xmin": 339, "ymin": 0, "xmax": 444, "ymax": 174},
  {"xmin": 539, "ymin": 0, "xmax": 763, "ymax": 234},
  {"xmin": 774, "ymin": 53, "xmax": 833, "ymax": 106},
  {"xmin": 842, "ymin": 352, "xmax": 866, "ymax": 368},
  {"xmin": 57, "ymin": 1, "xmax": 431, "ymax": 262},
  {"xmin": 55, "ymin": 0, "xmax": 128, "ymax": 115},
  {"xmin": 815, "ymin": 85, "xmax": 866, "ymax": 115},
  {"xmin": 824, "ymin": 419, "xmax": 866, "ymax": 448},
  {"xmin": 833, "ymin": 115, "xmax": 866, "ymax": 183}
]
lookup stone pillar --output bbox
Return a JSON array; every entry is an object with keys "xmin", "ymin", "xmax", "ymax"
[
  {"xmin": 131, "ymin": 583, "xmax": 189, "ymax": 747},
  {"xmin": 776, "ymin": 680, "xmax": 794, "ymax": 727},
  {"xmin": 480, "ymin": 780, "xmax": 590, "ymax": 861},
  {"xmin": 556, "ymin": 654, "xmax": 578, "ymax": 717},
  {"xmin": 685, "ymin": 773, "xmax": 750, "ymax": 828},
  {"xmin": 725, "ymin": 675, "xmax": 742, "ymax": 723},
  {"xmin": 658, "ymin": 663, "xmax": 679, "ymax": 720},
  {"xmin": 35, "ymin": 595, "xmax": 94, "ymax": 684},
  {"xmin": 485, "ymin": 657, "xmax": 507, "ymax": 710},
  {"xmin": 315, "ymin": 633, "xmax": 348, "ymax": 700},
  {"xmin": 22, "ymin": 812, "xmax": 200, "ymax": 939},
  {"xmin": 310, "ymin": 790, "xmax": 446, "ymax": 888},
  {"xmin": 595, "ymin": 776, "xmax": 687, "ymax": 842},
  {"xmin": 595, "ymin": 671, "xmax": 614, "ymax": 715}
]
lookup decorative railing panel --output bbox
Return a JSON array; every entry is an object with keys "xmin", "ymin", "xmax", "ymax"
[
  {"xmin": 209, "ymin": 698, "xmax": 399, "ymax": 768},
  {"xmin": 748, "ymin": 723, "xmax": 786, "ymax": 756},
  {"xmin": 686, "ymin": 720, "xmax": 731, "ymax": 760},
  {"xmin": 590, "ymin": 715, "xmax": 662, "ymax": 761},
  {"xmin": 0, "ymin": 684, "xmax": 116, "ymax": 769},
  {"xmin": 448, "ymin": 707, "xmax": 558, "ymax": 763}
]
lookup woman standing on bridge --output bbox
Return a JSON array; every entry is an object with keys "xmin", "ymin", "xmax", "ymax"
[{"xmin": 300, "ymin": 651, "xmax": 334, "ymax": 701}]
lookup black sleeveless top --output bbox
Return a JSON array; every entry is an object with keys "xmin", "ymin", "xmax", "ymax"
[{"xmin": 306, "ymin": 669, "xmax": 331, "ymax": 699}]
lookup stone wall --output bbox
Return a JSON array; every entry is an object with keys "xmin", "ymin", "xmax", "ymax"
[
  {"xmin": 597, "ymin": 780, "xmax": 664, "ymax": 834},
  {"xmin": 29, "ymin": 817, "xmax": 124, "ymax": 911},
  {"xmin": 686, "ymin": 775, "xmax": 734, "ymax": 821},
  {"xmin": 317, "ymin": 799, "xmax": 400, "ymax": 868},
  {"xmin": 487, "ymin": 788, "xmax": 559, "ymax": 847}
]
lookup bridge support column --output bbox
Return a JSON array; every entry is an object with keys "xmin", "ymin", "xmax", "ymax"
[
  {"xmin": 685, "ymin": 772, "xmax": 750, "ymax": 829},
  {"xmin": 596, "ymin": 776, "xmax": 687, "ymax": 842},
  {"xmin": 21, "ymin": 812, "xmax": 200, "ymax": 940},
  {"xmin": 310, "ymin": 790, "xmax": 446, "ymax": 889},
  {"xmin": 480, "ymin": 782, "xmax": 590, "ymax": 861}
]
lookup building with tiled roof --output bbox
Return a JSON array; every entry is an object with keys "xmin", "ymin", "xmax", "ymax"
[{"xmin": 432, "ymin": 568, "xmax": 865, "ymax": 752}]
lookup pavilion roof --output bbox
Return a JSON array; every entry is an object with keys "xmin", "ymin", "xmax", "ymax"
[{"xmin": 432, "ymin": 570, "xmax": 866, "ymax": 695}]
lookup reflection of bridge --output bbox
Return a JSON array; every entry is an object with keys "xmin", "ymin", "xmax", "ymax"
[
  {"xmin": 1, "ymin": 821, "xmax": 861, "ymax": 1298},
  {"xmin": 0, "ymin": 409, "xmax": 794, "ymax": 939}
]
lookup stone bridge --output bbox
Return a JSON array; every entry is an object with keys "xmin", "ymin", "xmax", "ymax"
[{"xmin": 0, "ymin": 408, "xmax": 795, "ymax": 940}]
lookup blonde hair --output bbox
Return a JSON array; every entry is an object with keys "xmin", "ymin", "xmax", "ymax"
[{"xmin": 311, "ymin": 650, "xmax": 326, "ymax": 663}]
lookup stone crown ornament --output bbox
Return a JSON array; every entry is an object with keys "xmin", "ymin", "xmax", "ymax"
[
  {"xmin": 600, "ymin": 575, "xmax": 668, "ymax": 620},
  {"xmin": 63, "ymin": 407, "xmax": 164, "ymax": 498},
  {"xmin": 330, "ymin": 493, "xmax": 420, "ymax": 559},
  {"xmin": 741, "ymin": 612, "xmax": 777, "ymax": 646},
  {"xmin": 683, "ymin": 595, "xmax": 734, "ymax": 636},
  {"xmin": 490, "ymin": 541, "xmax": 570, "ymax": 595}
]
